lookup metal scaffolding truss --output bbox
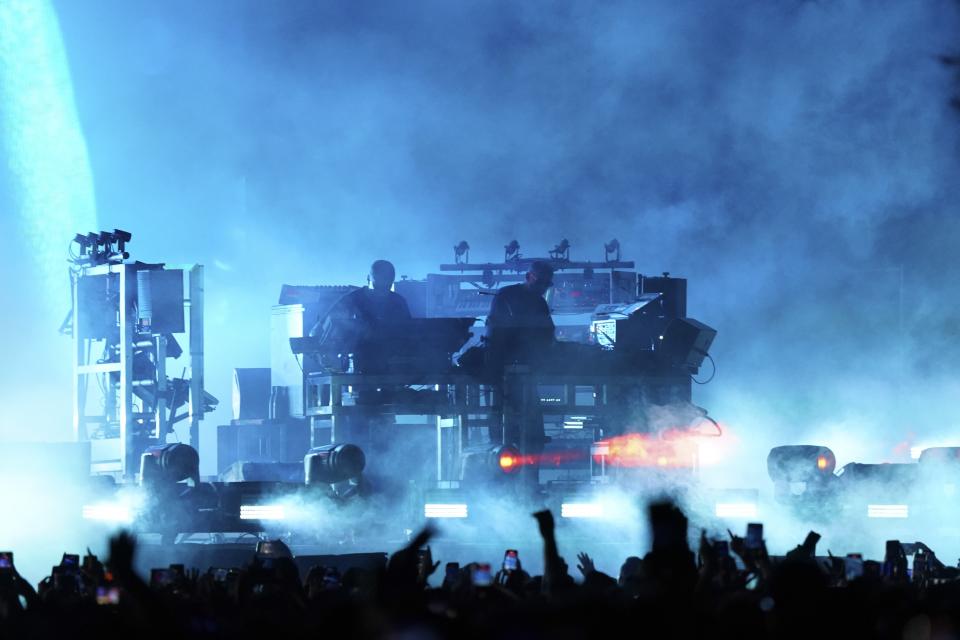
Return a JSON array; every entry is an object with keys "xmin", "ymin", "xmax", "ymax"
[{"xmin": 71, "ymin": 262, "xmax": 207, "ymax": 478}]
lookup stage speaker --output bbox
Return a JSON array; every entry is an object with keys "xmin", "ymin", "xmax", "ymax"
[
  {"xmin": 136, "ymin": 268, "xmax": 184, "ymax": 333},
  {"xmin": 641, "ymin": 275, "xmax": 687, "ymax": 319},
  {"xmin": 217, "ymin": 418, "xmax": 310, "ymax": 474},
  {"xmin": 232, "ymin": 368, "xmax": 271, "ymax": 420},
  {"xmin": 658, "ymin": 317, "xmax": 716, "ymax": 369}
]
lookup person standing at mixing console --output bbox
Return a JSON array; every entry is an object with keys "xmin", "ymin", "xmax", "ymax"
[
  {"xmin": 485, "ymin": 260, "xmax": 556, "ymax": 370},
  {"xmin": 485, "ymin": 260, "xmax": 555, "ymax": 489}
]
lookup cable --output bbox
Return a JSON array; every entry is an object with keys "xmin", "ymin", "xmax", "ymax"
[
  {"xmin": 688, "ymin": 404, "xmax": 722, "ymax": 436},
  {"xmin": 68, "ymin": 238, "xmax": 80, "ymax": 263},
  {"xmin": 700, "ymin": 414, "xmax": 722, "ymax": 437},
  {"xmin": 691, "ymin": 352, "xmax": 716, "ymax": 385}
]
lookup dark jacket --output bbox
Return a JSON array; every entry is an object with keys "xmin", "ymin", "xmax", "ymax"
[{"xmin": 485, "ymin": 284, "xmax": 555, "ymax": 369}]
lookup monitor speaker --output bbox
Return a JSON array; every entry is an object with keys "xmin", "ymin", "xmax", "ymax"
[
  {"xmin": 232, "ymin": 368, "xmax": 271, "ymax": 420},
  {"xmin": 659, "ymin": 318, "xmax": 716, "ymax": 369}
]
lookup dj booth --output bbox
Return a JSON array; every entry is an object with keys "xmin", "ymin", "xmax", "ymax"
[
  {"xmin": 271, "ymin": 268, "xmax": 716, "ymax": 490},
  {"xmin": 301, "ymin": 367, "xmax": 696, "ymax": 484},
  {"xmin": 293, "ymin": 310, "xmax": 700, "ymax": 484}
]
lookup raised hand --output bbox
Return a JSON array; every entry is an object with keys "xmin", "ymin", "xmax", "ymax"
[
  {"xmin": 533, "ymin": 510, "xmax": 555, "ymax": 538},
  {"xmin": 408, "ymin": 525, "xmax": 436, "ymax": 553},
  {"xmin": 728, "ymin": 529, "xmax": 747, "ymax": 561},
  {"xmin": 108, "ymin": 530, "xmax": 137, "ymax": 580},
  {"xmin": 576, "ymin": 552, "xmax": 596, "ymax": 577}
]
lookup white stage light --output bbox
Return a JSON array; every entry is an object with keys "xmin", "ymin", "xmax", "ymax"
[
  {"xmin": 82, "ymin": 503, "xmax": 134, "ymax": 524},
  {"xmin": 866, "ymin": 504, "xmax": 908, "ymax": 519},
  {"xmin": 560, "ymin": 502, "xmax": 604, "ymax": 518},
  {"xmin": 424, "ymin": 503, "xmax": 468, "ymax": 519},
  {"xmin": 240, "ymin": 505, "xmax": 287, "ymax": 520},
  {"xmin": 714, "ymin": 502, "xmax": 758, "ymax": 518}
]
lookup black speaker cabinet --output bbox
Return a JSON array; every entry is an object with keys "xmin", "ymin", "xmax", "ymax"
[
  {"xmin": 641, "ymin": 275, "xmax": 687, "ymax": 319},
  {"xmin": 659, "ymin": 317, "xmax": 716, "ymax": 369},
  {"xmin": 216, "ymin": 418, "xmax": 310, "ymax": 474}
]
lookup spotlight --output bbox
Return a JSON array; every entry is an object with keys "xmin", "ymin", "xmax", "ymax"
[
  {"xmin": 453, "ymin": 240, "xmax": 470, "ymax": 264},
  {"xmin": 496, "ymin": 446, "xmax": 522, "ymax": 474},
  {"xmin": 103, "ymin": 229, "xmax": 131, "ymax": 261},
  {"xmin": 560, "ymin": 502, "xmax": 604, "ymax": 519},
  {"xmin": 549, "ymin": 238, "xmax": 570, "ymax": 261},
  {"xmin": 304, "ymin": 444, "xmax": 366, "ymax": 485},
  {"xmin": 72, "ymin": 233, "xmax": 92, "ymax": 260},
  {"xmin": 424, "ymin": 503, "xmax": 468, "ymax": 519},
  {"xmin": 112, "ymin": 228, "xmax": 132, "ymax": 245},
  {"xmin": 918, "ymin": 447, "xmax": 960, "ymax": 467},
  {"xmin": 768, "ymin": 445, "xmax": 837, "ymax": 508},
  {"xmin": 867, "ymin": 504, "xmax": 909, "ymax": 519},
  {"xmin": 85, "ymin": 232, "xmax": 100, "ymax": 259},
  {"xmin": 71, "ymin": 229, "xmax": 133, "ymax": 265},
  {"xmin": 604, "ymin": 238, "xmax": 621, "ymax": 262},
  {"xmin": 504, "ymin": 240, "xmax": 520, "ymax": 262},
  {"xmin": 767, "ymin": 445, "xmax": 836, "ymax": 482},
  {"xmin": 240, "ymin": 505, "xmax": 287, "ymax": 521},
  {"xmin": 460, "ymin": 444, "xmax": 523, "ymax": 482},
  {"xmin": 140, "ymin": 443, "xmax": 199, "ymax": 487},
  {"xmin": 81, "ymin": 503, "xmax": 135, "ymax": 524}
]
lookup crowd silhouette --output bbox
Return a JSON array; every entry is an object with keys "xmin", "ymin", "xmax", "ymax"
[{"xmin": 1, "ymin": 501, "xmax": 957, "ymax": 639}]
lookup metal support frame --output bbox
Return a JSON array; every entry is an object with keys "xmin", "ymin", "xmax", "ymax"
[
  {"xmin": 305, "ymin": 372, "xmax": 481, "ymax": 485},
  {"xmin": 188, "ymin": 265, "xmax": 204, "ymax": 452},
  {"xmin": 302, "ymin": 370, "xmax": 690, "ymax": 486},
  {"xmin": 72, "ymin": 262, "xmax": 206, "ymax": 479}
]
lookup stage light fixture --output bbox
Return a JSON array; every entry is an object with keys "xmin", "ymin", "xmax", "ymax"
[
  {"xmin": 112, "ymin": 228, "xmax": 132, "ymax": 247},
  {"xmin": 453, "ymin": 240, "xmax": 470, "ymax": 264},
  {"xmin": 918, "ymin": 447, "xmax": 960, "ymax": 467},
  {"xmin": 560, "ymin": 502, "xmax": 604, "ymax": 518},
  {"xmin": 460, "ymin": 444, "xmax": 524, "ymax": 482},
  {"xmin": 604, "ymin": 238, "xmax": 621, "ymax": 262},
  {"xmin": 304, "ymin": 444, "xmax": 366, "ymax": 485},
  {"xmin": 504, "ymin": 240, "xmax": 520, "ymax": 262},
  {"xmin": 496, "ymin": 445, "xmax": 522, "ymax": 474},
  {"xmin": 239, "ymin": 505, "xmax": 287, "ymax": 521},
  {"xmin": 767, "ymin": 445, "xmax": 836, "ymax": 482},
  {"xmin": 424, "ymin": 503, "xmax": 468, "ymax": 519},
  {"xmin": 867, "ymin": 504, "xmax": 909, "ymax": 519},
  {"xmin": 139, "ymin": 443, "xmax": 199, "ymax": 486},
  {"xmin": 81, "ymin": 503, "xmax": 134, "ymax": 524},
  {"xmin": 768, "ymin": 446, "xmax": 837, "ymax": 507}
]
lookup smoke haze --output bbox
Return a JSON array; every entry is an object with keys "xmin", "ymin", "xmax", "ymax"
[{"xmin": 1, "ymin": 0, "xmax": 959, "ymax": 578}]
